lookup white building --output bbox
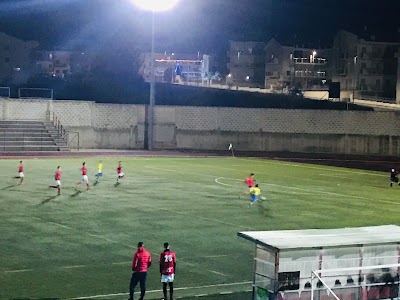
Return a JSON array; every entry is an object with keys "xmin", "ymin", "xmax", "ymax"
[{"xmin": 139, "ymin": 52, "xmax": 212, "ymax": 84}]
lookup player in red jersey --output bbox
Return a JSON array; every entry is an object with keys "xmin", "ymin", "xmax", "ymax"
[
  {"xmin": 14, "ymin": 161, "xmax": 24, "ymax": 185},
  {"xmin": 76, "ymin": 162, "xmax": 90, "ymax": 190},
  {"xmin": 49, "ymin": 166, "xmax": 62, "ymax": 195},
  {"xmin": 240, "ymin": 173, "xmax": 255, "ymax": 198},
  {"xmin": 116, "ymin": 161, "xmax": 125, "ymax": 183},
  {"xmin": 159, "ymin": 242, "xmax": 177, "ymax": 300}
]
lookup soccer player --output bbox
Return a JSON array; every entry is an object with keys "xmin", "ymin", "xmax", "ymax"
[
  {"xmin": 129, "ymin": 242, "xmax": 152, "ymax": 300},
  {"xmin": 390, "ymin": 169, "xmax": 400, "ymax": 187},
  {"xmin": 247, "ymin": 183, "xmax": 261, "ymax": 207},
  {"xmin": 49, "ymin": 166, "xmax": 61, "ymax": 195},
  {"xmin": 95, "ymin": 160, "xmax": 103, "ymax": 183},
  {"xmin": 76, "ymin": 162, "xmax": 90, "ymax": 190},
  {"xmin": 244, "ymin": 173, "xmax": 255, "ymax": 188},
  {"xmin": 117, "ymin": 161, "xmax": 125, "ymax": 183},
  {"xmin": 14, "ymin": 161, "xmax": 24, "ymax": 185},
  {"xmin": 240, "ymin": 173, "xmax": 255, "ymax": 198},
  {"xmin": 159, "ymin": 242, "xmax": 176, "ymax": 300}
]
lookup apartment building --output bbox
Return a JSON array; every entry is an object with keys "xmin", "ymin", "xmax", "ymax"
[
  {"xmin": 227, "ymin": 41, "xmax": 266, "ymax": 88},
  {"xmin": 139, "ymin": 52, "xmax": 212, "ymax": 84},
  {"xmin": 35, "ymin": 51, "xmax": 74, "ymax": 78},
  {"xmin": 0, "ymin": 32, "xmax": 38, "ymax": 84},
  {"xmin": 332, "ymin": 30, "xmax": 400, "ymax": 99},
  {"xmin": 264, "ymin": 38, "xmax": 333, "ymax": 92}
]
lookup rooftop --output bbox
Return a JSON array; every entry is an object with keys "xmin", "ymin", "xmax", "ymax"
[{"xmin": 238, "ymin": 225, "xmax": 400, "ymax": 251}]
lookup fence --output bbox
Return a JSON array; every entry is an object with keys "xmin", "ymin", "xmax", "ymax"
[{"xmin": 18, "ymin": 88, "xmax": 53, "ymax": 99}]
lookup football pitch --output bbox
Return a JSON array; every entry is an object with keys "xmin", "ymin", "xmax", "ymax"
[{"xmin": 0, "ymin": 156, "xmax": 398, "ymax": 300}]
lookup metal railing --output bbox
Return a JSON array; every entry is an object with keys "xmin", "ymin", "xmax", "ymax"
[
  {"xmin": 18, "ymin": 88, "xmax": 53, "ymax": 99},
  {"xmin": 52, "ymin": 112, "xmax": 68, "ymax": 142},
  {"xmin": 0, "ymin": 87, "xmax": 10, "ymax": 98}
]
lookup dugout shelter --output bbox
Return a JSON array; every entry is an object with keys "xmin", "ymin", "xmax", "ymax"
[{"xmin": 238, "ymin": 225, "xmax": 400, "ymax": 300}]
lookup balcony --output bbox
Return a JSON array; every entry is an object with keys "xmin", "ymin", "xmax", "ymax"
[
  {"xmin": 293, "ymin": 57, "xmax": 327, "ymax": 65},
  {"xmin": 294, "ymin": 70, "xmax": 326, "ymax": 78}
]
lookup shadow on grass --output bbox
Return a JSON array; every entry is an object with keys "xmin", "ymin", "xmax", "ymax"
[
  {"xmin": 93, "ymin": 181, "xmax": 99, "ymax": 186},
  {"xmin": 39, "ymin": 195, "xmax": 59, "ymax": 205},
  {"xmin": 70, "ymin": 189, "xmax": 83, "ymax": 198},
  {"xmin": 257, "ymin": 199, "xmax": 270, "ymax": 216},
  {"xmin": 114, "ymin": 182, "xmax": 120, "ymax": 187},
  {"xmin": 1, "ymin": 184, "xmax": 17, "ymax": 190}
]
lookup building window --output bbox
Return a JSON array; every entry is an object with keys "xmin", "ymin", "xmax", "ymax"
[
  {"xmin": 287, "ymin": 71, "xmax": 291, "ymax": 76},
  {"xmin": 4, "ymin": 57, "xmax": 10, "ymax": 63},
  {"xmin": 266, "ymin": 71, "xmax": 273, "ymax": 76}
]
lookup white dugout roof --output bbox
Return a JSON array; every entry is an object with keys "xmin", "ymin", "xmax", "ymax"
[{"xmin": 238, "ymin": 225, "xmax": 400, "ymax": 251}]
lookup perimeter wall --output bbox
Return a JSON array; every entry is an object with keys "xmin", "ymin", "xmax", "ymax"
[{"xmin": 1, "ymin": 98, "xmax": 399, "ymax": 156}]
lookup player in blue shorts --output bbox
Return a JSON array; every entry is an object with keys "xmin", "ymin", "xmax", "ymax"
[{"xmin": 95, "ymin": 161, "xmax": 103, "ymax": 183}]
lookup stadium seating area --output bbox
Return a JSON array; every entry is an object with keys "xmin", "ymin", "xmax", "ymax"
[{"xmin": 0, "ymin": 120, "xmax": 68, "ymax": 151}]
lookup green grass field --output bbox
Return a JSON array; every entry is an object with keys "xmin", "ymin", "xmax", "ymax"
[{"xmin": 0, "ymin": 156, "xmax": 398, "ymax": 300}]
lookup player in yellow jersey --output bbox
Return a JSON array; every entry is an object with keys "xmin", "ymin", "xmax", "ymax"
[
  {"xmin": 95, "ymin": 160, "xmax": 103, "ymax": 183},
  {"xmin": 247, "ymin": 184, "xmax": 261, "ymax": 207}
]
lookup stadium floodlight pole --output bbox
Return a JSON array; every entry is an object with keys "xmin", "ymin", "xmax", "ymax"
[{"xmin": 130, "ymin": 0, "xmax": 180, "ymax": 150}]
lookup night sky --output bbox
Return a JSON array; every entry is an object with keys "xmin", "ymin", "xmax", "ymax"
[{"xmin": 0, "ymin": 0, "xmax": 399, "ymax": 53}]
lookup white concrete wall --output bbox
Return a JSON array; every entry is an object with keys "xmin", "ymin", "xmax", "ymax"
[{"xmin": 1, "ymin": 98, "xmax": 400, "ymax": 156}]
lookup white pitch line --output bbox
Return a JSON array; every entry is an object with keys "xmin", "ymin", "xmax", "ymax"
[
  {"xmin": 215, "ymin": 177, "xmax": 236, "ymax": 187},
  {"xmin": 4, "ymin": 269, "xmax": 34, "ymax": 273},
  {"xmin": 60, "ymin": 265, "xmax": 86, "ymax": 269},
  {"xmin": 47, "ymin": 221, "xmax": 73, "ymax": 230},
  {"xmin": 66, "ymin": 281, "xmax": 252, "ymax": 300},
  {"xmin": 237, "ymin": 158, "xmax": 387, "ymax": 177},
  {"xmin": 111, "ymin": 262, "xmax": 130, "ymax": 265},
  {"xmin": 210, "ymin": 270, "xmax": 227, "ymax": 276}
]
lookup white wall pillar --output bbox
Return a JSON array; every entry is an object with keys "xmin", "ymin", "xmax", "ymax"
[{"xmin": 396, "ymin": 57, "xmax": 400, "ymax": 104}]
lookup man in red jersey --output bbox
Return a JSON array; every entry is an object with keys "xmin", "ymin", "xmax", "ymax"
[
  {"xmin": 76, "ymin": 162, "xmax": 90, "ymax": 190},
  {"xmin": 117, "ymin": 161, "xmax": 125, "ymax": 183},
  {"xmin": 159, "ymin": 242, "xmax": 177, "ymax": 300},
  {"xmin": 14, "ymin": 161, "xmax": 24, "ymax": 185},
  {"xmin": 49, "ymin": 166, "xmax": 61, "ymax": 195},
  {"xmin": 240, "ymin": 173, "xmax": 255, "ymax": 198},
  {"xmin": 129, "ymin": 242, "xmax": 152, "ymax": 300}
]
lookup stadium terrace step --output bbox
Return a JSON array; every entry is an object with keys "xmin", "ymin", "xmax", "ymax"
[
  {"xmin": 0, "ymin": 145, "xmax": 69, "ymax": 151},
  {"xmin": 0, "ymin": 120, "xmax": 69, "ymax": 151}
]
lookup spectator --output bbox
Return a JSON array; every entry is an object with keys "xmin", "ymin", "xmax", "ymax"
[{"xmin": 129, "ymin": 242, "xmax": 152, "ymax": 300}]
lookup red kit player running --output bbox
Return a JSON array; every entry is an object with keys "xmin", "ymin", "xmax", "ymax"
[
  {"xmin": 116, "ymin": 161, "xmax": 125, "ymax": 183},
  {"xmin": 14, "ymin": 161, "xmax": 24, "ymax": 185},
  {"xmin": 159, "ymin": 242, "xmax": 177, "ymax": 300},
  {"xmin": 49, "ymin": 166, "xmax": 62, "ymax": 195},
  {"xmin": 240, "ymin": 173, "xmax": 255, "ymax": 198},
  {"xmin": 76, "ymin": 162, "xmax": 90, "ymax": 190}
]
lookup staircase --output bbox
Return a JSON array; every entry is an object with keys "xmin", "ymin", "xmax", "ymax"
[{"xmin": 0, "ymin": 120, "xmax": 69, "ymax": 151}]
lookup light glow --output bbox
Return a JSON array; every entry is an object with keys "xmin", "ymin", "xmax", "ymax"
[{"xmin": 130, "ymin": 0, "xmax": 180, "ymax": 11}]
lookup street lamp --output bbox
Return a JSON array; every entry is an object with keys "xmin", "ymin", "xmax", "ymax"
[{"xmin": 130, "ymin": 0, "xmax": 179, "ymax": 150}]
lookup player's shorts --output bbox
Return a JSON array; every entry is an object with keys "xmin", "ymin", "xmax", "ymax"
[
  {"xmin": 82, "ymin": 175, "xmax": 89, "ymax": 183},
  {"xmin": 118, "ymin": 172, "xmax": 124, "ymax": 177},
  {"xmin": 391, "ymin": 177, "xmax": 399, "ymax": 183},
  {"xmin": 251, "ymin": 194, "xmax": 259, "ymax": 202},
  {"xmin": 96, "ymin": 172, "xmax": 103, "ymax": 177},
  {"xmin": 161, "ymin": 274, "xmax": 175, "ymax": 283},
  {"xmin": 19, "ymin": 172, "xmax": 24, "ymax": 178},
  {"xmin": 56, "ymin": 180, "xmax": 61, "ymax": 186}
]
